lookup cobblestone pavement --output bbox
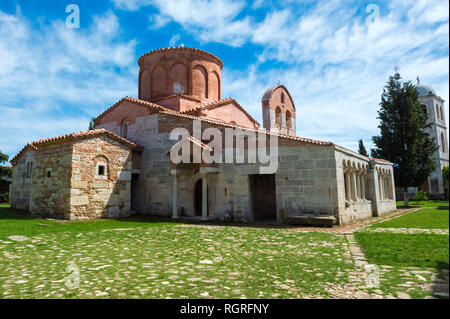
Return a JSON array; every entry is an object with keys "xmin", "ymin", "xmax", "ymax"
[{"xmin": 340, "ymin": 233, "xmax": 449, "ymax": 299}]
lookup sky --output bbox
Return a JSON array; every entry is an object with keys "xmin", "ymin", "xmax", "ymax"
[{"xmin": 0, "ymin": 0, "xmax": 448, "ymax": 159}]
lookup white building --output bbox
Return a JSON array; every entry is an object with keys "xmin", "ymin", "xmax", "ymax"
[{"xmin": 416, "ymin": 82, "xmax": 449, "ymax": 196}]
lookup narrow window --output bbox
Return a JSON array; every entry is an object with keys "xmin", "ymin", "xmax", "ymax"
[
  {"xmin": 286, "ymin": 111, "xmax": 292, "ymax": 128},
  {"xmin": 121, "ymin": 119, "xmax": 130, "ymax": 139},
  {"xmin": 440, "ymin": 106, "xmax": 444, "ymax": 122},
  {"xmin": 98, "ymin": 165, "xmax": 105, "ymax": 176},
  {"xmin": 47, "ymin": 171, "xmax": 51, "ymax": 178},
  {"xmin": 275, "ymin": 107, "xmax": 282, "ymax": 126},
  {"xmin": 441, "ymin": 133, "xmax": 447, "ymax": 153},
  {"xmin": 281, "ymin": 92, "xmax": 285, "ymax": 104},
  {"xmin": 436, "ymin": 105, "xmax": 440, "ymax": 120}
]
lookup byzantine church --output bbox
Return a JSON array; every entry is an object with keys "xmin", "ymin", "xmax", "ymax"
[{"xmin": 10, "ymin": 46, "xmax": 398, "ymax": 225}]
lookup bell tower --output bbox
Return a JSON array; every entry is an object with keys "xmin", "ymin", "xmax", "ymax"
[
  {"xmin": 416, "ymin": 80, "xmax": 449, "ymax": 195},
  {"xmin": 261, "ymin": 84, "xmax": 296, "ymax": 136}
]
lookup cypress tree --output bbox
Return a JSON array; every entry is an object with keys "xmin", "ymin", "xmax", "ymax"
[{"xmin": 371, "ymin": 71, "xmax": 437, "ymax": 205}]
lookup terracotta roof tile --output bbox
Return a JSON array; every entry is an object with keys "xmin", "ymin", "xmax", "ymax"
[
  {"xmin": 93, "ymin": 96, "xmax": 170, "ymax": 124},
  {"xmin": 137, "ymin": 46, "xmax": 223, "ymax": 69},
  {"xmin": 158, "ymin": 109, "xmax": 332, "ymax": 146},
  {"xmin": 10, "ymin": 129, "xmax": 143, "ymax": 166},
  {"xmin": 180, "ymin": 97, "xmax": 260, "ymax": 126}
]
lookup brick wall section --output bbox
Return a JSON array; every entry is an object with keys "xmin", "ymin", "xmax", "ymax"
[{"xmin": 70, "ymin": 136, "xmax": 133, "ymax": 220}]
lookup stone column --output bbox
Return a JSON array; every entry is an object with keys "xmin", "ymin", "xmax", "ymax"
[
  {"xmin": 356, "ymin": 171, "xmax": 361, "ymax": 200},
  {"xmin": 201, "ymin": 173, "xmax": 208, "ymax": 219},
  {"xmin": 361, "ymin": 174, "xmax": 366, "ymax": 200},
  {"xmin": 171, "ymin": 170, "xmax": 179, "ymax": 218},
  {"xmin": 345, "ymin": 170, "xmax": 351, "ymax": 201},
  {"xmin": 351, "ymin": 170, "xmax": 358, "ymax": 201}
]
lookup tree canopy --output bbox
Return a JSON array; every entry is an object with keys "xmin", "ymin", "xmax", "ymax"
[
  {"xmin": 358, "ymin": 139, "xmax": 369, "ymax": 157},
  {"xmin": 371, "ymin": 71, "xmax": 437, "ymax": 189}
]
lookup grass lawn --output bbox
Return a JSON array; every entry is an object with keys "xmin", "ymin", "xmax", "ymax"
[
  {"xmin": 0, "ymin": 204, "xmax": 175, "ymax": 238},
  {"xmin": 0, "ymin": 205, "xmax": 357, "ymax": 299},
  {"xmin": 396, "ymin": 200, "xmax": 449, "ymax": 209},
  {"xmin": 354, "ymin": 232, "xmax": 449, "ymax": 269},
  {"xmin": 370, "ymin": 208, "xmax": 449, "ymax": 229}
]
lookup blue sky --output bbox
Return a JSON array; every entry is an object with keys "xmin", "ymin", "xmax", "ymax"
[{"xmin": 0, "ymin": 0, "xmax": 448, "ymax": 159}]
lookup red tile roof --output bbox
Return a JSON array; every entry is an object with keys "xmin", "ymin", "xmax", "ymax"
[
  {"xmin": 149, "ymin": 93, "xmax": 202, "ymax": 103},
  {"xmin": 10, "ymin": 129, "xmax": 143, "ymax": 166},
  {"xmin": 180, "ymin": 97, "xmax": 260, "ymax": 126},
  {"xmin": 137, "ymin": 46, "xmax": 223, "ymax": 69},
  {"xmin": 158, "ymin": 109, "xmax": 333, "ymax": 146},
  {"xmin": 93, "ymin": 96, "xmax": 170, "ymax": 125}
]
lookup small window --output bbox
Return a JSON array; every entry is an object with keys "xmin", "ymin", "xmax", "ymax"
[
  {"xmin": 47, "ymin": 171, "xmax": 51, "ymax": 178},
  {"xmin": 281, "ymin": 92, "xmax": 285, "ymax": 104},
  {"xmin": 98, "ymin": 165, "xmax": 105, "ymax": 176},
  {"xmin": 421, "ymin": 104, "xmax": 427, "ymax": 115}
]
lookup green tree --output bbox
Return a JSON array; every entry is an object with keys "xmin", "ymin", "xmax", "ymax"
[
  {"xmin": 88, "ymin": 118, "xmax": 95, "ymax": 130},
  {"xmin": 443, "ymin": 166, "xmax": 449, "ymax": 181},
  {"xmin": 443, "ymin": 166, "xmax": 449, "ymax": 200},
  {"xmin": 0, "ymin": 150, "xmax": 12, "ymax": 203},
  {"xmin": 371, "ymin": 71, "xmax": 437, "ymax": 205},
  {"xmin": 358, "ymin": 139, "xmax": 369, "ymax": 156},
  {"xmin": 0, "ymin": 150, "xmax": 11, "ymax": 179}
]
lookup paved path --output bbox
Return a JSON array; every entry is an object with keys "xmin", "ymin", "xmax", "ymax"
[{"xmin": 365, "ymin": 227, "xmax": 449, "ymax": 235}]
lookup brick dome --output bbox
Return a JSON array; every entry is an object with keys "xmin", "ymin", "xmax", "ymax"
[{"xmin": 138, "ymin": 46, "xmax": 223, "ymax": 103}]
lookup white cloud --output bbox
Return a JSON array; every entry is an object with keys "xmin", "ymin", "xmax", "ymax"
[{"xmin": 0, "ymin": 9, "xmax": 138, "ymax": 157}]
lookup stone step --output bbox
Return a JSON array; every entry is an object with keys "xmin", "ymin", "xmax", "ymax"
[{"xmin": 286, "ymin": 215, "xmax": 337, "ymax": 227}]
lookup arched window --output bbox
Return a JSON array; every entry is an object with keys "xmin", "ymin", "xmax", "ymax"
[
  {"xmin": 275, "ymin": 107, "xmax": 282, "ymax": 126},
  {"xmin": 436, "ymin": 104, "xmax": 440, "ymax": 120},
  {"xmin": 440, "ymin": 106, "xmax": 444, "ymax": 122},
  {"xmin": 281, "ymin": 92, "xmax": 285, "ymax": 104},
  {"xmin": 121, "ymin": 119, "xmax": 130, "ymax": 139},
  {"xmin": 286, "ymin": 111, "xmax": 292, "ymax": 128},
  {"xmin": 441, "ymin": 133, "xmax": 447, "ymax": 153}
]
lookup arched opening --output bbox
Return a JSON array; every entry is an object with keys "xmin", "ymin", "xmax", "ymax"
[
  {"xmin": 194, "ymin": 179, "xmax": 208, "ymax": 216},
  {"xmin": 286, "ymin": 111, "xmax": 292, "ymax": 128},
  {"xmin": 121, "ymin": 119, "xmax": 130, "ymax": 139},
  {"xmin": 436, "ymin": 104, "xmax": 440, "ymax": 120},
  {"xmin": 151, "ymin": 65, "xmax": 168, "ymax": 98},
  {"xmin": 281, "ymin": 92, "xmax": 285, "ymax": 104},
  {"xmin": 140, "ymin": 69, "xmax": 151, "ymax": 100},
  {"xmin": 275, "ymin": 107, "xmax": 282, "ymax": 126},
  {"xmin": 169, "ymin": 62, "xmax": 188, "ymax": 94},
  {"xmin": 210, "ymin": 71, "xmax": 220, "ymax": 100},
  {"xmin": 441, "ymin": 133, "xmax": 447, "ymax": 153},
  {"xmin": 193, "ymin": 65, "xmax": 208, "ymax": 99},
  {"xmin": 440, "ymin": 106, "xmax": 444, "ymax": 122}
]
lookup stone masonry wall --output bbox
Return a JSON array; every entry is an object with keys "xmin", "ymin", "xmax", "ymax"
[
  {"xmin": 70, "ymin": 136, "xmax": 133, "ymax": 220},
  {"xmin": 26, "ymin": 142, "xmax": 73, "ymax": 219},
  {"xmin": 10, "ymin": 150, "xmax": 36, "ymax": 211}
]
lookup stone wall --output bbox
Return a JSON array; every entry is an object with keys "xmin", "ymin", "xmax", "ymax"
[
  {"xmin": 10, "ymin": 150, "xmax": 36, "ymax": 210},
  {"xmin": 70, "ymin": 136, "xmax": 133, "ymax": 220},
  {"xmin": 30, "ymin": 142, "xmax": 74, "ymax": 218}
]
